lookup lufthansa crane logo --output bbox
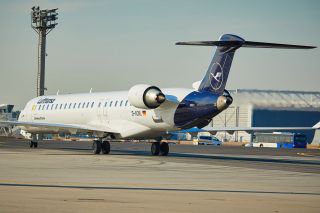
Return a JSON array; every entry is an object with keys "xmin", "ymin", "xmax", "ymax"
[{"xmin": 209, "ymin": 62, "xmax": 223, "ymax": 91}]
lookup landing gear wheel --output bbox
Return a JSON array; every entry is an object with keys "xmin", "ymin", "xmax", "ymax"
[
  {"xmin": 92, "ymin": 140, "xmax": 102, "ymax": 154},
  {"xmin": 159, "ymin": 142, "xmax": 169, "ymax": 156},
  {"xmin": 29, "ymin": 141, "xmax": 34, "ymax": 148},
  {"xmin": 151, "ymin": 142, "xmax": 160, "ymax": 156},
  {"xmin": 102, "ymin": 141, "xmax": 110, "ymax": 154},
  {"xmin": 260, "ymin": 144, "xmax": 263, "ymax": 148}
]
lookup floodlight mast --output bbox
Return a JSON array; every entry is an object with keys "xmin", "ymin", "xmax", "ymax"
[{"xmin": 31, "ymin": 6, "xmax": 58, "ymax": 97}]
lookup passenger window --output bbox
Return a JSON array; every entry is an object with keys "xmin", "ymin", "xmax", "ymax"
[
  {"xmin": 115, "ymin": 101, "xmax": 118, "ymax": 107},
  {"xmin": 46, "ymin": 105, "xmax": 49, "ymax": 110},
  {"xmin": 98, "ymin": 102, "xmax": 101, "ymax": 108},
  {"xmin": 55, "ymin": 104, "xmax": 58, "ymax": 110},
  {"xmin": 109, "ymin": 101, "xmax": 113, "ymax": 107},
  {"xmin": 91, "ymin": 102, "xmax": 94, "ymax": 108},
  {"xmin": 104, "ymin": 101, "xmax": 108, "ymax": 107},
  {"xmin": 64, "ymin": 103, "xmax": 67, "ymax": 109},
  {"xmin": 69, "ymin": 103, "xmax": 72, "ymax": 109},
  {"xmin": 73, "ymin": 103, "xmax": 77, "ymax": 109},
  {"xmin": 60, "ymin": 104, "xmax": 63, "ymax": 109},
  {"xmin": 82, "ymin": 103, "xmax": 85, "ymax": 108},
  {"xmin": 51, "ymin": 104, "xmax": 54, "ymax": 110},
  {"xmin": 125, "ymin": 100, "xmax": 129, "ymax": 106},
  {"xmin": 120, "ymin": 100, "xmax": 123, "ymax": 107},
  {"xmin": 78, "ymin": 103, "xmax": 81, "ymax": 108},
  {"xmin": 86, "ymin": 102, "xmax": 90, "ymax": 108}
]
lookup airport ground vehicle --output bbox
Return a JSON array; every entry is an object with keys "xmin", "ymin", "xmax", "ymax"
[
  {"xmin": 252, "ymin": 132, "xmax": 307, "ymax": 148},
  {"xmin": 193, "ymin": 136, "xmax": 222, "ymax": 146}
]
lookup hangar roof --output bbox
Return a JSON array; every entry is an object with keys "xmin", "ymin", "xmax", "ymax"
[{"xmin": 228, "ymin": 89, "xmax": 320, "ymax": 108}]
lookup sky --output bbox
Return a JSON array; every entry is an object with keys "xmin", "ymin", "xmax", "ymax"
[{"xmin": 0, "ymin": 0, "xmax": 319, "ymax": 110}]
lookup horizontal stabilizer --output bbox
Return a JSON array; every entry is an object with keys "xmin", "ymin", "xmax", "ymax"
[{"xmin": 176, "ymin": 41, "xmax": 316, "ymax": 49}]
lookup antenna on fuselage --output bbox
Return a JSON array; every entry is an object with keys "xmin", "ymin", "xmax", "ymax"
[
  {"xmin": 56, "ymin": 90, "xmax": 59, "ymax": 95},
  {"xmin": 90, "ymin": 88, "xmax": 93, "ymax": 93}
]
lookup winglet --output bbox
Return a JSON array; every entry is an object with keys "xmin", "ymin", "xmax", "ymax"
[{"xmin": 313, "ymin": 121, "xmax": 320, "ymax": 129}]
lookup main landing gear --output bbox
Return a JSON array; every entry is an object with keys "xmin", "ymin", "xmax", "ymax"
[
  {"xmin": 91, "ymin": 137, "xmax": 170, "ymax": 156},
  {"xmin": 92, "ymin": 139, "xmax": 111, "ymax": 155},
  {"xmin": 151, "ymin": 141, "xmax": 169, "ymax": 156}
]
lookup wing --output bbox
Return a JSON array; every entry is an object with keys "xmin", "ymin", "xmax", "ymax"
[
  {"xmin": 202, "ymin": 122, "xmax": 320, "ymax": 134},
  {"xmin": 0, "ymin": 120, "xmax": 118, "ymax": 136}
]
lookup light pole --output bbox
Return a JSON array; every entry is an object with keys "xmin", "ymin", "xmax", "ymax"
[{"xmin": 31, "ymin": 6, "xmax": 58, "ymax": 96}]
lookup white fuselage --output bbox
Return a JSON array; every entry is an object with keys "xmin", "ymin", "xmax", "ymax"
[{"xmin": 18, "ymin": 88, "xmax": 192, "ymax": 139}]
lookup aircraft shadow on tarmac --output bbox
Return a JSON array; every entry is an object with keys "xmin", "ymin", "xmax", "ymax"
[
  {"xmin": 2, "ymin": 139, "xmax": 318, "ymax": 166},
  {"xmin": 48, "ymin": 147, "xmax": 320, "ymax": 166}
]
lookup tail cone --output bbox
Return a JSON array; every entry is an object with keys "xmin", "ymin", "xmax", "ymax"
[{"xmin": 216, "ymin": 95, "xmax": 233, "ymax": 111}]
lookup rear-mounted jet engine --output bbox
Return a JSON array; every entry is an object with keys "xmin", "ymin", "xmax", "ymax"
[{"xmin": 128, "ymin": 84, "xmax": 166, "ymax": 109}]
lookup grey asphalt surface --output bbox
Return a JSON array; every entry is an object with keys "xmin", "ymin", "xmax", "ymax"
[
  {"xmin": 1, "ymin": 137, "xmax": 320, "ymax": 213},
  {"xmin": 1, "ymin": 137, "xmax": 320, "ymax": 174}
]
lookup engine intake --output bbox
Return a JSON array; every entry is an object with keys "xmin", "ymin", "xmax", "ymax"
[{"xmin": 128, "ymin": 84, "xmax": 166, "ymax": 109}]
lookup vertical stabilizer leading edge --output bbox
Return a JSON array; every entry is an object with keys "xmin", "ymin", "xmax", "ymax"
[{"xmin": 176, "ymin": 34, "xmax": 316, "ymax": 95}]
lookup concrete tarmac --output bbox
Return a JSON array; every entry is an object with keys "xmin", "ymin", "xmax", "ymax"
[{"xmin": 0, "ymin": 138, "xmax": 319, "ymax": 212}]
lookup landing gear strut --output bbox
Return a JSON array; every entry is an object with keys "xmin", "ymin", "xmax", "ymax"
[
  {"xmin": 92, "ymin": 139, "xmax": 111, "ymax": 155},
  {"xmin": 151, "ymin": 141, "xmax": 169, "ymax": 156}
]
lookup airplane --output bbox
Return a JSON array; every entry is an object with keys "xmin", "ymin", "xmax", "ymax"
[{"xmin": 1, "ymin": 34, "xmax": 318, "ymax": 156}]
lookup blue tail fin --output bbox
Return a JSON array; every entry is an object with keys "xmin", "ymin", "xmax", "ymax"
[
  {"xmin": 197, "ymin": 34, "xmax": 244, "ymax": 94},
  {"xmin": 176, "ymin": 34, "xmax": 315, "ymax": 95}
]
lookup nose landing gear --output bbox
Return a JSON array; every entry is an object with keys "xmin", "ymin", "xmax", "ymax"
[
  {"xmin": 29, "ymin": 134, "xmax": 41, "ymax": 148},
  {"xmin": 29, "ymin": 141, "xmax": 38, "ymax": 148}
]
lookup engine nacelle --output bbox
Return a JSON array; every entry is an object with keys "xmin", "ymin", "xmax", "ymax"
[
  {"xmin": 216, "ymin": 89, "xmax": 233, "ymax": 111},
  {"xmin": 128, "ymin": 84, "xmax": 166, "ymax": 109}
]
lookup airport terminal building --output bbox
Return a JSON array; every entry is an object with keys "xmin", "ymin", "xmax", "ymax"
[
  {"xmin": 0, "ymin": 104, "xmax": 18, "ymax": 136},
  {"xmin": 211, "ymin": 89, "xmax": 320, "ymax": 144}
]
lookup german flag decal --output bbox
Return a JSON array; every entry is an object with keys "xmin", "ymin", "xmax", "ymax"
[{"xmin": 142, "ymin": 111, "xmax": 147, "ymax": 116}]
